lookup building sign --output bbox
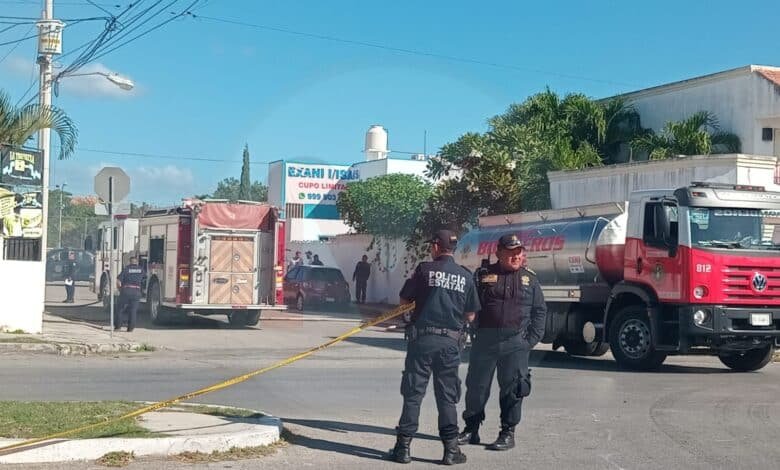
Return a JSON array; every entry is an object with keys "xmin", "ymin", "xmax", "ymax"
[
  {"xmin": 0, "ymin": 146, "xmax": 43, "ymax": 239},
  {"xmin": 284, "ymin": 163, "xmax": 360, "ymax": 206}
]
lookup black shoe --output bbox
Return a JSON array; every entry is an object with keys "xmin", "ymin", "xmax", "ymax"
[
  {"xmin": 127, "ymin": 328, "xmax": 134, "ymax": 333},
  {"xmin": 457, "ymin": 426, "xmax": 480, "ymax": 445},
  {"xmin": 486, "ymin": 429, "xmax": 515, "ymax": 451},
  {"xmin": 389, "ymin": 434, "xmax": 411, "ymax": 464},
  {"xmin": 442, "ymin": 438, "xmax": 467, "ymax": 465}
]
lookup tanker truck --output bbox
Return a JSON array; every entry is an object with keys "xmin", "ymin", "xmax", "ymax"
[{"xmin": 455, "ymin": 182, "xmax": 780, "ymax": 371}]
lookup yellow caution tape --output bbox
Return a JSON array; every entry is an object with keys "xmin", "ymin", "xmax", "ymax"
[{"xmin": 0, "ymin": 303, "xmax": 414, "ymax": 454}]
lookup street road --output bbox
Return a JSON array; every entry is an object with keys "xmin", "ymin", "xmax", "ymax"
[{"xmin": 3, "ymin": 289, "xmax": 780, "ymax": 469}]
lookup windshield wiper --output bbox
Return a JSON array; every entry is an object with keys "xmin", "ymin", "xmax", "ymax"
[{"xmin": 699, "ymin": 240, "xmax": 743, "ymax": 249}]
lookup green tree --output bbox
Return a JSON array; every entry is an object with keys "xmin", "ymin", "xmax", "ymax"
[
  {"xmin": 337, "ymin": 174, "xmax": 433, "ymax": 239},
  {"xmin": 632, "ymin": 111, "xmax": 741, "ymax": 160},
  {"xmin": 0, "ymin": 89, "xmax": 78, "ymax": 160},
  {"xmin": 46, "ymin": 190, "xmax": 106, "ymax": 249},
  {"xmin": 208, "ymin": 177, "xmax": 267, "ymax": 202},
  {"xmin": 239, "ymin": 144, "xmax": 251, "ymax": 200}
]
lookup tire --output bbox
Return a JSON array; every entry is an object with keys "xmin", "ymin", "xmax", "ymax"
[
  {"xmin": 245, "ymin": 311, "xmax": 261, "ymax": 327},
  {"xmin": 148, "ymin": 282, "xmax": 168, "ymax": 325},
  {"xmin": 718, "ymin": 345, "xmax": 775, "ymax": 372},
  {"xmin": 608, "ymin": 306, "xmax": 667, "ymax": 370},
  {"xmin": 101, "ymin": 277, "xmax": 111, "ymax": 311},
  {"xmin": 228, "ymin": 310, "xmax": 248, "ymax": 328},
  {"xmin": 296, "ymin": 294, "xmax": 305, "ymax": 312},
  {"xmin": 563, "ymin": 339, "xmax": 610, "ymax": 357}
]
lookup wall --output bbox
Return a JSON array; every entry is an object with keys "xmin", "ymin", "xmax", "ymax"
[
  {"xmin": 547, "ymin": 154, "xmax": 779, "ymax": 209},
  {"xmin": 288, "ymin": 234, "xmax": 411, "ymax": 304},
  {"xmin": 287, "ymin": 218, "xmax": 351, "ymax": 242},
  {"xmin": 267, "ymin": 161, "xmax": 284, "ymax": 208},
  {"xmin": 619, "ymin": 68, "xmax": 780, "ymax": 157},
  {"xmin": 0, "ymin": 259, "xmax": 44, "ymax": 333}
]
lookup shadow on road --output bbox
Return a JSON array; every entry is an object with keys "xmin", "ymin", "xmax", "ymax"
[
  {"xmin": 525, "ymin": 349, "xmax": 728, "ymax": 374},
  {"xmin": 282, "ymin": 419, "xmax": 441, "ymax": 464}
]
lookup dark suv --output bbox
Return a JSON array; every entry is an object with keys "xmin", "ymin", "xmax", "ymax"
[{"xmin": 283, "ymin": 265, "xmax": 351, "ymax": 311}]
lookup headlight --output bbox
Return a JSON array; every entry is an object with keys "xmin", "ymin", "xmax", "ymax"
[
  {"xmin": 693, "ymin": 285, "xmax": 708, "ymax": 299},
  {"xmin": 693, "ymin": 309, "xmax": 709, "ymax": 326}
]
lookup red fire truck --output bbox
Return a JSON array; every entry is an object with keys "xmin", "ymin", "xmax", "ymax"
[
  {"xmin": 456, "ymin": 183, "xmax": 780, "ymax": 371},
  {"xmin": 97, "ymin": 200, "xmax": 286, "ymax": 327}
]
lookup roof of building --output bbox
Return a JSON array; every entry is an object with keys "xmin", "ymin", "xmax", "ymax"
[{"xmin": 607, "ymin": 65, "xmax": 780, "ymax": 101}]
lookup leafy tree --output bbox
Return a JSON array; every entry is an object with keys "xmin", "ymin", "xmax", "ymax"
[
  {"xmin": 47, "ymin": 190, "xmax": 106, "ymax": 249},
  {"xmin": 208, "ymin": 177, "xmax": 267, "ymax": 202},
  {"xmin": 239, "ymin": 144, "xmax": 251, "ymax": 200},
  {"xmin": 337, "ymin": 174, "xmax": 432, "ymax": 239},
  {"xmin": 632, "ymin": 111, "xmax": 741, "ymax": 160},
  {"xmin": 0, "ymin": 89, "xmax": 77, "ymax": 160}
]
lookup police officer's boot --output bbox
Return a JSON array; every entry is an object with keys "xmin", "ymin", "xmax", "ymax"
[
  {"xmin": 485, "ymin": 427, "xmax": 515, "ymax": 451},
  {"xmin": 441, "ymin": 438, "xmax": 467, "ymax": 465},
  {"xmin": 456, "ymin": 422, "xmax": 480, "ymax": 445},
  {"xmin": 390, "ymin": 434, "xmax": 412, "ymax": 464}
]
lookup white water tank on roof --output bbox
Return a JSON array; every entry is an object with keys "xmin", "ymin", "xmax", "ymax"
[{"xmin": 364, "ymin": 125, "xmax": 388, "ymax": 161}]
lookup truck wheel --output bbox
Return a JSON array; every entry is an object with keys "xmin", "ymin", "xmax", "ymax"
[
  {"xmin": 609, "ymin": 306, "xmax": 667, "ymax": 370},
  {"xmin": 718, "ymin": 345, "xmax": 774, "ymax": 372},
  {"xmin": 296, "ymin": 294, "xmax": 305, "ymax": 312},
  {"xmin": 563, "ymin": 339, "xmax": 610, "ymax": 357},
  {"xmin": 148, "ymin": 282, "xmax": 168, "ymax": 325},
  {"xmin": 228, "ymin": 310, "xmax": 248, "ymax": 328},
  {"xmin": 101, "ymin": 278, "xmax": 110, "ymax": 311},
  {"xmin": 245, "ymin": 311, "xmax": 261, "ymax": 327}
]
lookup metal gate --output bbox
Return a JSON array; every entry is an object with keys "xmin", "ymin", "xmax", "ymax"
[{"xmin": 208, "ymin": 236, "xmax": 255, "ymax": 304}]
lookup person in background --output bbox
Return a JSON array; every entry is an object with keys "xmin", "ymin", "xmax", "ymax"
[
  {"xmin": 353, "ymin": 254, "xmax": 371, "ymax": 304},
  {"xmin": 311, "ymin": 254, "xmax": 324, "ymax": 266},
  {"xmin": 115, "ymin": 256, "xmax": 144, "ymax": 332},
  {"xmin": 62, "ymin": 251, "xmax": 77, "ymax": 303}
]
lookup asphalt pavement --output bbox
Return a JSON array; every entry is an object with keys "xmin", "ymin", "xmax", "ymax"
[{"xmin": 2, "ymin": 286, "xmax": 779, "ymax": 469}]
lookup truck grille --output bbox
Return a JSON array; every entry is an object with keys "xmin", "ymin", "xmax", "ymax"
[{"xmin": 722, "ymin": 265, "xmax": 780, "ymax": 301}]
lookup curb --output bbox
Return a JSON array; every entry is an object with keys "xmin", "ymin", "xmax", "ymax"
[
  {"xmin": 0, "ymin": 405, "xmax": 282, "ymax": 464},
  {"xmin": 0, "ymin": 341, "xmax": 143, "ymax": 356}
]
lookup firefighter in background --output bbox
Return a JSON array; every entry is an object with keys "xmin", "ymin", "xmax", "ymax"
[
  {"xmin": 62, "ymin": 251, "xmax": 77, "ymax": 303},
  {"xmin": 115, "ymin": 256, "xmax": 144, "ymax": 332}
]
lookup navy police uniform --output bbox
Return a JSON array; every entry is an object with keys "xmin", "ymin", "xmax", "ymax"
[
  {"xmin": 116, "ymin": 260, "xmax": 144, "ymax": 332},
  {"xmin": 458, "ymin": 234, "xmax": 547, "ymax": 451},
  {"xmin": 62, "ymin": 253, "xmax": 77, "ymax": 303},
  {"xmin": 391, "ymin": 230, "xmax": 481, "ymax": 465}
]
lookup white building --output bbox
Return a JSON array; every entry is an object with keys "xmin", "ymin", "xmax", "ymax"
[
  {"xmin": 267, "ymin": 125, "xmax": 430, "ymax": 243},
  {"xmin": 612, "ymin": 65, "xmax": 780, "ymax": 160}
]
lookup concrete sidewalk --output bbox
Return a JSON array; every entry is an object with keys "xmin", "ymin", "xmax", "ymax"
[{"xmin": 0, "ymin": 404, "xmax": 281, "ymax": 464}]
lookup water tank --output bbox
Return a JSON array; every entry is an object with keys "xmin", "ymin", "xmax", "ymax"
[{"xmin": 364, "ymin": 125, "xmax": 388, "ymax": 161}]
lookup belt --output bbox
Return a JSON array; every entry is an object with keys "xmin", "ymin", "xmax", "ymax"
[
  {"xmin": 407, "ymin": 326, "xmax": 462, "ymax": 342},
  {"xmin": 122, "ymin": 285, "xmax": 141, "ymax": 289}
]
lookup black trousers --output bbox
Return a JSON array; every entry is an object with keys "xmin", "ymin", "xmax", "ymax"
[
  {"xmin": 355, "ymin": 279, "xmax": 367, "ymax": 303},
  {"xmin": 462, "ymin": 330, "xmax": 531, "ymax": 430},
  {"xmin": 397, "ymin": 335, "xmax": 462, "ymax": 440},
  {"xmin": 115, "ymin": 288, "xmax": 141, "ymax": 330},
  {"xmin": 64, "ymin": 280, "xmax": 75, "ymax": 301}
]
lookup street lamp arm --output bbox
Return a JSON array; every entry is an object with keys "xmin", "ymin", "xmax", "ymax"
[{"xmin": 56, "ymin": 71, "xmax": 134, "ymax": 91}]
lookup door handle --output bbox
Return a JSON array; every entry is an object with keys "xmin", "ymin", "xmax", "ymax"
[{"xmin": 636, "ymin": 257, "xmax": 643, "ymax": 274}]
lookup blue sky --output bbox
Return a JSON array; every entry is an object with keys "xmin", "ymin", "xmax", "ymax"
[{"xmin": 2, "ymin": 0, "xmax": 780, "ymax": 204}]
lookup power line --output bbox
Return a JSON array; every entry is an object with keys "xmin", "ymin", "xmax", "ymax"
[
  {"xmin": 71, "ymin": 146, "xmax": 275, "ymax": 164},
  {"xmin": 0, "ymin": 23, "xmax": 34, "ymax": 64},
  {"xmin": 193, "ymin": 14, "xmax": 639, "ymax": 88}
]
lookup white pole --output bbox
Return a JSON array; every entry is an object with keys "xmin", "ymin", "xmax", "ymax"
[
  {"xmin": 109, "ymin": 176, "xmax": 115, "ymax": 337},
  {"xmin": 58, "ymin": 183, "xmax": 65, "ymax": 248},
  {"xmin": 39, "ymin": 0, "xmax": 53, "ymax": 255}
]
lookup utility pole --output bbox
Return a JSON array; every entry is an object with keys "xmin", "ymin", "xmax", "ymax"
[
  {"xmin": 57, "ymin": 182, "xmax": 66, "ymax": 248},
  {"xmin": 37, "ymin": 0, "xmax": 64, "ymax": 256}
]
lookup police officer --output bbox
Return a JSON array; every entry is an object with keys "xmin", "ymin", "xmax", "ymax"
[
  {"xmin": 62, "ymin": 251, "xmax": 78, "ymax": 303},
  {"xmin": 457, "ymin": 233, "xmax": 547, "ymax": 451},
  {"xmin": 115, "ymin": 256, "xmax": 144, "ymax": 332},
  {"xmin": 390, "ymin": 230, "xmax": 481, "ymax": 465}
]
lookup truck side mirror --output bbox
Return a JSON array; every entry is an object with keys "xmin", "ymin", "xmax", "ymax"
[
  {"xmin": 653, "ymin": 205, "xmax": 671, "ymax": 247},
  {"xmin": 84, "ymin": 235, "xmax": 93, "ymax": 252}
]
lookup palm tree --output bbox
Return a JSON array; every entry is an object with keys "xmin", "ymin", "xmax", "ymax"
[
  {"xmin": 0, "ymin": 89, "xmax": 78, "ymax": 160},
  {"xmin": 631, "ymin": 111, "xmax": 740, "ymax": 160}
]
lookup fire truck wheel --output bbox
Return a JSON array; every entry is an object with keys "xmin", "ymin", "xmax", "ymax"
[
  {"xmin": 245, "ymin": 311, "xmax": 261, "ymax": 327},
  {"xmin": 563, "ymin": 340, "xmax": 610, "ymax": 357},
  {"xmin": 228, "ymin": 311, "xmax": 248, "ymax": 328},
  {"xmin": 148, "ymin": 281, "xmax": 168, "ymax": 325},
  {"xmin": 609, "ymin": 306, "xmax": 667, "ymax": 370},
  {"xmin": 296, "ymin": 294, "xmax": 305, "ymax": 312},
  {"xmin": 718, "ymin": 345, "xmax": 774, "ymax": 372}
]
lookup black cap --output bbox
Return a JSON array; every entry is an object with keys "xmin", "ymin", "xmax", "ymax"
[
  {"xmin": 428, "ymin": 229, "xmax": 458, "ymax": 251},
  {"xmin": 497, "ymin": 233, "xmax": 524, "ymax": 250}
]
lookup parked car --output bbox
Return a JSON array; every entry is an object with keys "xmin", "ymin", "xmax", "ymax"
[
  {"xmin": 45, "ymin": 248, "xmax": 94, "ymax": 282},
  {"xmin": 283, "ymin": 265, "xmax": 351, "ymax": 311}
]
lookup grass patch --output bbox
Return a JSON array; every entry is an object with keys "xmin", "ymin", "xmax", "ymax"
[
  {"xmin": 164, "ymin": 404, "xmax": 263, "ymax": 419},
  {"xmin": 173, "ymin": 440, "xmax": 287, "ymax": 463},
  {"xmin": 0, "ymin": 401, "xmax": 155, "ymax": 439},
  {"xmin": 96, "ymin": 451, "xmax": 134, "ymax": 467},
  {"xmin": 4, "ymin": 329, "xmax": 26, "ymax": 334},
  {"xmin": 137, "ymin": 343, "xmax": 156, "ymax": 352},
  {"xmin": 0, "ymin": 337, "xmax": 47, "ymax": 344}
]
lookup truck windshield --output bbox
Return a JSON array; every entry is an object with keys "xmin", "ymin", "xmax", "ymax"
[{"xmin": 689, "ymin": 207, "xmax": 780, "ymax": 250}]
